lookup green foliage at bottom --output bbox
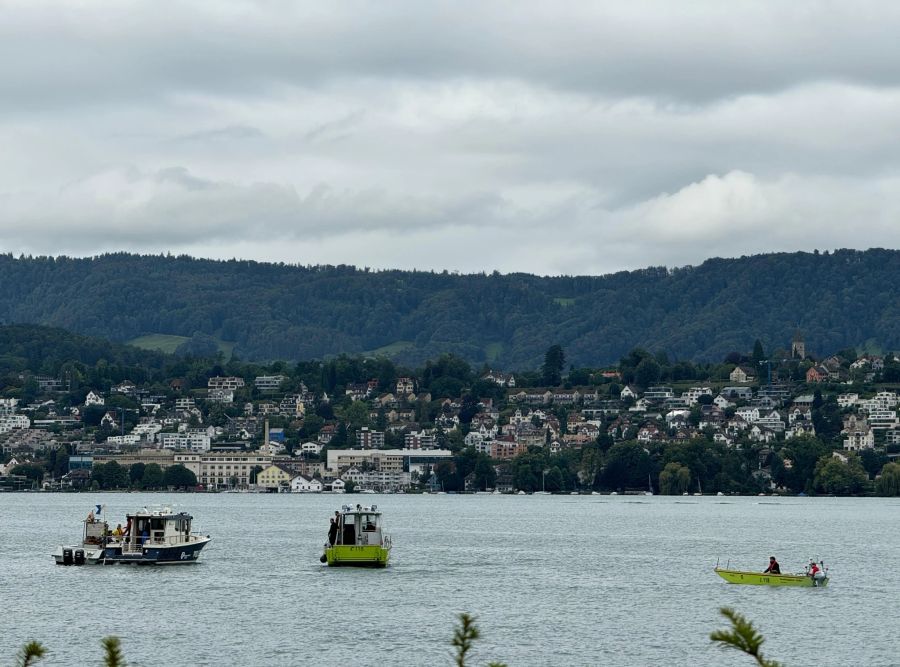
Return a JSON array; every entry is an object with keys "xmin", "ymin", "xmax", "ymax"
[
  {"xmin": 14, "ymin": 609, "xmax": 786, "ymax": 666},
  {"xmin": 14, "ymin": 637, "xmax": 126, "ymax": 667},
  {"xmin": 710, "ymin": 607, "xmax": 782, "ymax": 667}
]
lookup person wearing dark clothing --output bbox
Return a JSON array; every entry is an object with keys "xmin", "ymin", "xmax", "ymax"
[
  {"xmin": 764, "ymin": 556, "xmax": 781, "ymax": 574},
  {"xmin": 328, "ymin": 518, "xmax": 339, "ymax": 546}
]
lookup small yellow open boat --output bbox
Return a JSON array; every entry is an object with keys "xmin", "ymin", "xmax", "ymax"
[{"xmin": 715, "ymin": 567, "xmax": 828, "ymax": 587}]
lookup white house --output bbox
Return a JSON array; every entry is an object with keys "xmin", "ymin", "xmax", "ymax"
[
  {"xmin": 291, "ymin": 474, "xmax": 323, "ymax": 493},
  {"xmin": 299, "ymin": 441, "xmax": 324, "ymax": 457},
  {"xmin": 713, "ymin": 395, "xmax": 735, "ymax": 409},
  {"xmin": 842, "ymin": 414, "xmax": 875, "ymax": 451},
  {"xmin": 84, "ymin": 391, "xmax": 105, "ymax": 407},
  {"xmin": 729, "ymin": 366, "xmax": 755, "ymax": 383},
  {"xmin": 259, "ymin": 442, "xmax": 286, "ymax": 456},
  {"xmin": 837, "ymin": 393, "xmax": 859, "ymax": 409}
]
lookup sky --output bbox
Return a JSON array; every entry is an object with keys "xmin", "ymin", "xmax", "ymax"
[{"xmin": 2, "ymin": 1, "xmax": 900, "ymax": 276}]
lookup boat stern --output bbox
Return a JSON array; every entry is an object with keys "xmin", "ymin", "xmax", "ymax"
[{"xmin": 325, "ymin": 545, "xmax": 390, "ymax": 568}]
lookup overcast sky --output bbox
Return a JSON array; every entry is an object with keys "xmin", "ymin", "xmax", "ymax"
[{"xmin": 2, "ymin": 1, "xmax": 900, "ymax": 275}]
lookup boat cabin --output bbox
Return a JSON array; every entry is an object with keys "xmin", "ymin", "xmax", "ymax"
[
  {"xmin": 336, "ymin": 504, "xmax": 385, "ymax": 547},
  {"xmin": 82, "ymin": 517, "xmax": 109, "ymax": 546},
  {"xmin": 121, "ymin": 507, "xmax": 196, "ymax": 552}
]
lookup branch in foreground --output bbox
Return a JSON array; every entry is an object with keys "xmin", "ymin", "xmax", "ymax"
[{"xmin": 710, "ymin": 607, "xmax": 782, "ymax": 667}]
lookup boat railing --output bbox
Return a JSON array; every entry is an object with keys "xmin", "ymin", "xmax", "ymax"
[{"xmin": 119, "ymin": 533, "xmax": 203, "ymax": 552}]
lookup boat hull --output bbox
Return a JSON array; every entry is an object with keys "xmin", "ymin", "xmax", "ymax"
[
  {"xmin": 54, "ymin": 537, "xmax": 211, "ymax": 565},
  {"xmin": 715, "ymin": 568, "xmax": 828, "ymax": 587},
  {"xmin": 325, "ymin": 544, "xmax": 390, "ymax": 568}
]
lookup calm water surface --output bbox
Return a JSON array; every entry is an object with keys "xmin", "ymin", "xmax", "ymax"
[{"xmin": 2, "ymin": 493, "xmax": 898, "ymax": 666}]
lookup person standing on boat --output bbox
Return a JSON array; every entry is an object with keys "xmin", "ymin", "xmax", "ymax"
[
  {"xmin": 764, "ymin": 556, "xmax": 781, "ymax": 574},
  {"xmin": 328, "ymin": 517, "xmax": 339, "ymax": 546}
]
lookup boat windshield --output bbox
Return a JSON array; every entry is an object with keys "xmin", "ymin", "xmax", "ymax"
[{"xmin": 361, "ymin": 514, "xmax": 378, "ymax": 532}]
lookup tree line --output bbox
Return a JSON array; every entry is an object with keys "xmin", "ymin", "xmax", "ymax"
[{"xmin": 3, "ymin": 248, "xmax": 900, "ymax": 367}]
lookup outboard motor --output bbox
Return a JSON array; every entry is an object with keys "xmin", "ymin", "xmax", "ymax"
[
  {"xmin": 74, "ymin": 549, "xmax": 85, "ymax": 565},
  {"xmin": 62, "ymin": 548, "xmax": 73, "ymax": 565}
]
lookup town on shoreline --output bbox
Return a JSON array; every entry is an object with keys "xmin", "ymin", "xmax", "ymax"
[{"xmin": 3, "ymin": 332, "xmax": 900, "ymax": 497}]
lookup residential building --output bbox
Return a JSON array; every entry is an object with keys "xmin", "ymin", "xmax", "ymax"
[
  {"xmin": 729, "ymin": 366, "xmax": 755, "ymax": 383},
  {"xmin": 644, "ymin": 387, "xmax": 674, "ymax": 402},
  {"xmin": 396, "ymin": 377, "xmax": 415, "ymax": 395},
  {"xmin": 254, "ymin": 375, "xmax": 286, "ymax": 392},
  {"xmin": 158, "ymin": 431, "xmax": 212, "ymax": 452},
  {"xmin": 842, "ymin": 415, "xmax": 874, "ymax": 451},
  {"xmin": 356, "ymin": 427, "xmax": 385, "ymax": 449},
  {"xmin": 404, "ymin": 430, "xmax": 437, "ymax": 450},
  {"xmin": 208, "ymin": 376, "xmax": 246, "ymax": 391},
  {"xmin": 806, "ymin": 366, "xmax": 827, "ymax": 383},
  {"xmin": 84, "ymin": 391, "xmax": 105, "ymax": 407}
]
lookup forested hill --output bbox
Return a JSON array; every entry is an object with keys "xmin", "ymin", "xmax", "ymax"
[{"xmin": 0, "ymin": 249, "xmax": 897, "ymax": 368}]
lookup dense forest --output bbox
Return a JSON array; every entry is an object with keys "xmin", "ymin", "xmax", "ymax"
[{"xmin": 0, "ymin": 248, "xmax": 898, "ymax": 368}]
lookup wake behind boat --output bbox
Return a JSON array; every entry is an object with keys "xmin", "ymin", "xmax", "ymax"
[{"xmin": 52, "ymin": 505, "xmax": 211, "ymax": 566}]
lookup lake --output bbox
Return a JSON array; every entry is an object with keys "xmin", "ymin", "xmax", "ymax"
[{"xmin": 2, "ymin": 493, "xmax": 897, "ymax": 666}]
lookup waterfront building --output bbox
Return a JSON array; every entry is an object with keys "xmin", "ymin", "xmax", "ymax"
[
  {"xmin": 93, "ymin": 449, "xmax": 176, "ymax": 470},
  {"xmin": 290, "ymin": 474, "xmax": 323, "ymax": 492},
  {"xmin": 174, "ymin": 451, "xmax": 273, "ymax": 489},
  {"xmin": 256, "ymin": 464, "xmax": 292, "ymax": 491},
  {"xmin": 326, "ymin": 448, "xmax": 452, "ymax": 474}
]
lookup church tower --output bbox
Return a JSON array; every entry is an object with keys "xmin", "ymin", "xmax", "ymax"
[{"xmin": 791, "ymin": 330, "xmax": 805, "ymax": 359}]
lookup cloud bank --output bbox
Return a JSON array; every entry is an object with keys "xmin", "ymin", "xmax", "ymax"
[{"xmin": 2, "ymin": 1, "xmax": 899, "ymax": 274}]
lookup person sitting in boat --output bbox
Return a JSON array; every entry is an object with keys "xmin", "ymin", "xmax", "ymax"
[
  {"xmin": 87, "ymin": 510, "xmax": 95, "ymax": 523},
  {"xmin": 763, "ymin": 556, "xmax": 781, "ymax": 574},
  {"xmin": 113, "ymin": 524, "xmax": 124, "ymax": 538},
  {"xmin": 808, "ymin": 560, "xmax": 820, "ymax": 579}
]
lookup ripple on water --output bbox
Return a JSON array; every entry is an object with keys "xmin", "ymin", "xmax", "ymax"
[{"xmin": 2, "ymin": 493, "xmax": 897, "ymax": 666}]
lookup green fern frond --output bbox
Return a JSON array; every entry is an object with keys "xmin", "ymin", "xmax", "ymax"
[
  {"xmin": 710, "ymin": 607, "xmax": 782, "ymax": 667},
  {"xmin": 101, "ymin": 637, "xmax": 125, "ymax": 667},
  {"xmin": 15, "ymin": 642, "xmax": 46, "ymax": 667},
  {"xmin": 452, "ymin": 613, "xmax": 480, "ymax": 667}
]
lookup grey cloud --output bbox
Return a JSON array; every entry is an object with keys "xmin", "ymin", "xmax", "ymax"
[
  {"xmin": 4, "ymin": 2, "xmax": 900, "ymax": 113},
  {"xmin": 170, "ymin": 125, "xmax": 266, "ymax": 145},
  {"xmin": 2, "ymin": 2, "xmax": 900, "ymax": 275}
]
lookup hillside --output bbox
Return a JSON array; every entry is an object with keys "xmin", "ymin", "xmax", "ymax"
[
  {"xmin": 0, "ymin": 324, "xmax": 168, "ymax": 380},
  {"xmin": 0, "ymin": 249, "xmax": 897, "ymax": 367}
]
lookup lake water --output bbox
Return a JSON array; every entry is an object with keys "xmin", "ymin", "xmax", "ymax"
[{"xmin": 1, "ymin": 493, "xmax": 898, "ymax": 666}]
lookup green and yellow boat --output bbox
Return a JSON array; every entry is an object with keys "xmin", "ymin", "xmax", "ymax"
[
  {"xmin": 715, "ymin": 567, "xmax": 829, "ymax": 587},
  {"xmin": 323, "ymin": 504, "xmax": 391, "ymax": 568}
]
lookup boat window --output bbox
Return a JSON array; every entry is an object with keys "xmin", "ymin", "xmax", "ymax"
[
  {"xmin": 341, "ymin": 520, "xmax": 356, "ymax": 545},
  {"xmin": 363, "ymin": 515, "xmax": 377, "ymax": 531}
]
